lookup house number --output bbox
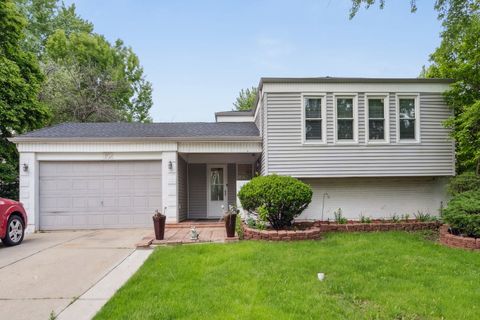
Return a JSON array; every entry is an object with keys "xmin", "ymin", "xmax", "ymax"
[{"xmin": 104, "ymin": 153, "xmax": 114, "ymax": 160}]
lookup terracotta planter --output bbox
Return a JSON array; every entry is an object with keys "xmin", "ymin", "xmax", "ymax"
[
  {"xmin": 224, "ymin": 213, "xmax": 237, "ymax": 238},
  {"xmin": 153, "ymin": 215, "xmax": 166, "ymax": 240}
]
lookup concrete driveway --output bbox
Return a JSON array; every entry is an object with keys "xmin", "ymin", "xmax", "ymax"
[{"xmin": 0, "ymin": 229, "xmax": 150, "ymax": 320}]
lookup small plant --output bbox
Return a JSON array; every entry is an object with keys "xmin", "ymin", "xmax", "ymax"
[
  {"xmin": 414, "ymin": 211, "xmax": 433, "ymax": 222},
  {"xmin": 334, "ymin": 208, "xmax": 348, "ymax": 224},
  {"xmin": 390, "ymin": 213, "xmax": 401, "ymax": 223},
  {"xmin": 245, "ymin": 217, "xmax": 266, "ymax": 230},
  {"xmin": 152, "ymin": 209, "xmax": 165, "ymax": 219},
  {"xmin": 359, "ymin": 214, "xmax": 371, "ymax": 224},
  {"xmin": 235, "ymin": 214, "xmax": 244, "ymax": 239},
  {"xmin": 401, "ymin": 213, "xmax": 410, "ymax": 222},
  {"xmin": 49, "ymin": 311, "xmax": 56, "ymax": 320}
]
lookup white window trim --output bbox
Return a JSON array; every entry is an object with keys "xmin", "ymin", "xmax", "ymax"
[
  {"xmin": 396, "ymin": 93, "xmax": 421, "ymax": 144},
  {"xmin": 365, "ymin": 93, "xmax": 390, "ymax": 144},
  {"xmin": 333, "ymin": 93, "xmax": 358, "ymax": 144},
  {"xmin": 301, "ymin": 93, "xmax": 327, "ymax": 145}
]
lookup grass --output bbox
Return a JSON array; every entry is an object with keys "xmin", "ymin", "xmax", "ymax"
[{"xmin": 94, "ymin": 232, "xmax": 480, "ymax": 320}]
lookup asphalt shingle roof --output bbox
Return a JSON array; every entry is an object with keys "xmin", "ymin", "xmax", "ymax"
[{"xmin": 17, "ymin": 122, "xmax": 260, "ymax": 140}]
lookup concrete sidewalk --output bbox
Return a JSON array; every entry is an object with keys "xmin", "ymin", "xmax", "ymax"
[{"xmin": 0, "ymin": 229, "xmax": 150, "ymax": 320}]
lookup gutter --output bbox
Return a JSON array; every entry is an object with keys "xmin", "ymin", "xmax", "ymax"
[{"xmin": 8, "ymin": 136, "xmax": 262, "ymax": 143}]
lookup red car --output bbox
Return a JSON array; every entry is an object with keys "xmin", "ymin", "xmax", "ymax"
[{"xmin": 0, "ymin": 198, "xmax": 28, "ymax": 246}]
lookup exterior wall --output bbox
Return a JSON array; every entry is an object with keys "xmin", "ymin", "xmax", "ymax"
[
  {"xmin": 19, "ymin": 152, "xmax": 38, "ymax": 233},
  {"xmin": 299, "ymin": 177, "xmax": 448, "ymax": 221},
  {"xmin": 187, "ymin": 163, "xmax": 207, "ymax": 218},
  {"xmin": 227, "ymin": 163, "xmax": 237, "ymax": 207},
  {"xmin": 177, "ymin": 155, "xmax": 188, "ymax": 221},
  {"xmin": 264, "ymin": 91, "xmax": 454, "ymax": 177}
]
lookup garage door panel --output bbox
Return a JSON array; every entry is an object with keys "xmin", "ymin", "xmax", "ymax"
[{"xmin": 39, "ymin": 161, "xmax": 162, "ymax": 230}]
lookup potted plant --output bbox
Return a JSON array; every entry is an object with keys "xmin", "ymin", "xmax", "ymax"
[
  {"xmin": 224, "ymin": 205, "xmax": 239, "ymax": 238},
  {"xmin": 152, "ymin": 209, "xmax": 166, "ymax": 240}
]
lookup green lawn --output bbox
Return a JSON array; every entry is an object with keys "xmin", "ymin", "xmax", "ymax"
[{"xmin": 94, "ymin": 232, "xmax": 480, "ymax": 320}]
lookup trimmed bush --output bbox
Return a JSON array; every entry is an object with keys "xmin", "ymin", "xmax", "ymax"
[
  {"xmin": 238, "ymin": 174, "xmax": 312, "ymax": 230},
  {"xmin": 447, "ymin": 172, "xmax": 480, "ymax": 196},
  {"xmin": 442, "ymin": 190, "xmax": 480, "ymax": 238}
]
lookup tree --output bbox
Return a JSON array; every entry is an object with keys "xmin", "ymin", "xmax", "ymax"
[
  {"xmin": 42, "ymin": 31, "xmax": 152, "ymax": 123},
  {"xmin": 15, "ymin": 0, "xmax": 93, "ymax": 57},
  {"xmin": 0, "ymin": 0, "xmax": 50, "ymax": 199},
  {"xmin": 233, "ymin": 87, "xmax": 258, "ymax": 111},
  {"xmin": 350, "ymin": 0, "xmax": 480, "ymax": 173}
]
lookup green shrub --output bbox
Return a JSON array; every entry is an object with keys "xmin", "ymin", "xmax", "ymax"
[
  {"xmin": 447, "ymin": 172, "xmax": 480, "ymax": 196},
  {"xmin": 359, "ymin": 214, "xmax": 371, "ymax": 224},
  {"xmin": 238, "ymin": 174, "xmax": 312, "ymax": 230},
  {"xmin": 235, "ymin": 215, "xmax": 244, "ymax": 239},
  {"xmin": 442, "ymin": 190, "xmax": 480, "ymax": 238}
]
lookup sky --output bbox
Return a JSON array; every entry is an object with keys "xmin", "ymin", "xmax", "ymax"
[{"xmin": 64, "ymin": 0, "xmax": 442, "ymax": 122}]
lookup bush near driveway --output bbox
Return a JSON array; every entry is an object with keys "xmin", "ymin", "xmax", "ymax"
[
  {"xmin": 238, "ymin": 174, "xmax": 312, "ymax": 230},
  {"xmin": 443, "ymin": 190, "xmax": 480, "ymax": 238}
]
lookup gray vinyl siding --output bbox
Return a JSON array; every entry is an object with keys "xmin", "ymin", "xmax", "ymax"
[
  {"xmin": 177, "ymin": 156, "xmax": 188, "ymax": 221},
  {"xmin": 260, "ymin": 95, "xmax": 268, "ymax": 175},
  {"xmin": 187, "ymin": 163, "xmax": 207, "ymax": 218},
  {"xmin": 265, "ymin": 92, "xmax": 454, "ymax": 177},
  {"xmin": 227, "ymin": 163, "xmax": 236, "ymax": 206}
]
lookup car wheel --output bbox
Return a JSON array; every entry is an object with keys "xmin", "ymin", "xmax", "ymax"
[{"xmin": 1, "ymin": 215, "xmax": 25, "ymax": 246}]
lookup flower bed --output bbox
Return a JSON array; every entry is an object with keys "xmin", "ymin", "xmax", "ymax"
[
  {"xmin": 315, "ymin": 220, "xmax": 442, "ymax": 232},
  {"xmin": 242, "ymin": 224, "xmax": 321, "ymax": 241},
  {"xmin": 439, "ymin": 225, "xmax": 480, "ymax": 250}
]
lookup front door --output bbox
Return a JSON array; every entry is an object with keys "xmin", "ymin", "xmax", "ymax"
[{"xmin": 207, "ymin": 165, "xmax": 227, "ymax": 218}]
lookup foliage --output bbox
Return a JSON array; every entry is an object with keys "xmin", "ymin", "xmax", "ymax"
[
  {"xmin": 443, "ymin": 190, "xmax": 480, "ymax": 237},
  {"xmin": 401, "ymin": 213, "xmax": 411, "ymax": 222},
  {"xmin": 245, "ymin": 217, "xmax": 266, "ymax": 230},
  {"xmin": 238, "ymin": 174, "xmax": 312, "ymax": 230},
  {"xmin": 235, "ymin": 214, "xmax": 244, "ymax": 239},
  {"xmin": 40, "ymin": 31, "xmax": 153, "ymax": 123},
  {"xmin": 334, "ymin": 208, "xmax": 348, "ymax": 224},
  {"xmin": 359, "ymin": 214, "xmax": 371, "ymax": 223},
  {"xmin": 15, "ymin": 0, "xmax": 93, "ymax": 57},
  {"xmin": 0, "ymin": 0, "xmax": 50, "ymax": 199},
  {"xmin": 390, "ymin": 213, "xmax": 400, "ymax": 223},
  {"xmin": 447, "ymin": 171, "xmax": 480, "ymax": 196},
  {"xmin": 14, "ymin": 0, "xmax": 153, "ymax": 124},
  {"xmin": 233, "ymin": 86, "xmax": 257, "ymax": 111},
  {"xmin": 413, "ymin": 211, "xmax": 436, "ymax": 222},
  {"xmin": 94, "ymin": 233, "xmax": 480, "ymax": 320}
]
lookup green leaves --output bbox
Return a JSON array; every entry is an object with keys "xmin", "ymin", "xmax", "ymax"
[
  {"xmin": 443, "ymin": 190, "xmax": 480, "ymax": 237},
  {"xmin": 238, "ymin": 174, "xmax": 313, "ymax": 229},
  {"xmin": 233, "ymin": 87, "xmax": 258, "ymax": 111}
]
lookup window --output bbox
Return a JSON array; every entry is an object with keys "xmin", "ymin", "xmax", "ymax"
[
  {"xmin": 398, "ymin": 97, "xmax": 417, "ymax": 140},
  {"xmin": 237, "ymin": 164, "xmax": 253, "ymax": 180},
  {"xmin": 336, "ymin": 97, "xmax": 356, "ymax": 141},
  {"xmin": 304, "ymin": 97, "xmax": 323, "ymax": 141},
  {"xmin": 367, "ymin": 97, "xmax": 386, "ymax": 141}
]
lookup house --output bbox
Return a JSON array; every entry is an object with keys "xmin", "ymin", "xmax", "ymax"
[{"xmin": 10, "ymin": 77, "xmax": 455, "ymax": 231}]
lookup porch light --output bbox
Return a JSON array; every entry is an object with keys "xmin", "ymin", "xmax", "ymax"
[{"xmin": 22, "ymin": 163, "xmax": 29, "ymax": 172}]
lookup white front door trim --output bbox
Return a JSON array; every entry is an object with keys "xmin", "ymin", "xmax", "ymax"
[{"xmin": 206, "ymin": 164, "xmax": 227, "ymax": 218}]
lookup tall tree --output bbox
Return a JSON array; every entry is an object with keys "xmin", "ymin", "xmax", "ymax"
[
  {"xmin": 15, "ymin": 0, "xmax": 153, "ymax": 123},
  {"xmin": 350, "ymin": 0, "xmax": 480, "ymax": 173},
  {"xmin": 0, "ymin": 0, "xmax": 50, "ymax": 199},
  {"xmin": 233, "ymin": 87, "xmax": 258, "ymax": 111},
  {"xmin": 15, "ymin": 0, "xmax": 93, "ymax": 57},
  {"xmin": 42, "ymin": 31, "xmax": 152, "ymax": 123}
]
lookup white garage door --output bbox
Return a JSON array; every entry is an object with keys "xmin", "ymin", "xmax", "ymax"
[{"xmin": 39, "ymin": 161, "xmax": 162, "ymax": 230}]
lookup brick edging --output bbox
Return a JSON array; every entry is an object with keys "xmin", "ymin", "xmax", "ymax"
[
  {"xmin": 242, "ymin": 225, "xmax": 321, "ymax": 241},
  {"xmin": 439, "ymin": 225, "xmax": 480, "ymax": 250},
  {"xmin": 316, "ymin": 221, "xmax": 441, "ymax": 232}
]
